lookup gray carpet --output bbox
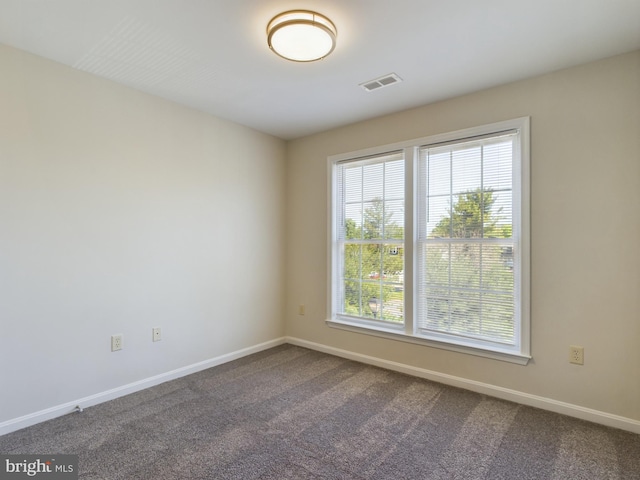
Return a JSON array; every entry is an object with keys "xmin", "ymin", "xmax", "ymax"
[{"xmin": 1, "ymin": 344, "xmax": 639, "ymax": 479}]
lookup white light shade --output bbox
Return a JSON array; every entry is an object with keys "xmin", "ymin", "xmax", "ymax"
[{"xmin": 267, "ymin": 10, "xmax": 337, "ymax": 62}]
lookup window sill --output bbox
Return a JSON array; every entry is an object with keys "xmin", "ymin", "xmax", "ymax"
[{"xmin": 326, "ymin": 318, "xmax": 531, "ymax": 365}]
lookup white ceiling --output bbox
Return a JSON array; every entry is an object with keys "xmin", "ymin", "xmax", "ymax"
[{"xmin": 1, "ymin": 0, "xmax": 639, "ymax": 140}]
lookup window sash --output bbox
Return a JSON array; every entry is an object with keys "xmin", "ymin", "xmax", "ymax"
[
  {"xmin": 334, "ymin": 152, "xmax": 405, "ymax": 324},
  {"xmin": 416, "ymin": 132, "xmax": 521, "ymax": 349}
]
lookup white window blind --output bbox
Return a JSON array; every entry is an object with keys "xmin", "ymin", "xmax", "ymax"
[
  {"xmin": 329, "ymin": 117, "xmax": 529, "ymax": 363},
  {"xmin": 416, "ymin": 132, "xmax": 521, "ymax": 349},
  {"xmin": 335, "ymin": 152, "xmax": 405, "ymax": 323}
]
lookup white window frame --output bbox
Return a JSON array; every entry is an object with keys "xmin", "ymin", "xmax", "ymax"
[{"xmin": 328, "ymin": 117, "xmax": 530, "ymax": 365}]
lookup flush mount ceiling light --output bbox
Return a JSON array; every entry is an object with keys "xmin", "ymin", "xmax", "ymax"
[{"xmin": 267, "ymin": 10, "xmax": 337, "ymax": 62}]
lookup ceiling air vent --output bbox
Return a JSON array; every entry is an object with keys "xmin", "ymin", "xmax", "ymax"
[{"xmin": 359, "ymin": 73, "xmax": 403, "ymax": 92}]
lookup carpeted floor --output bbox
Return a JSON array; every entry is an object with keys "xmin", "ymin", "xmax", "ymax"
[{"xmin": 1, "ymin": 344, "xmax": 639, "ymax": 479}]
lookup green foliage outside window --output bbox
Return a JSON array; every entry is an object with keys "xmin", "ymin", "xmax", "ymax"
[
  {"xmin": 342, "ymin": 188, "xmax": 514, "ymax": 337},
  {"xmin": 424, "ymin": 188, "xmax": 515, "ymax": 342},
  {"xmin": 343, "ymin": 198, "xmax": 403, "ymax": 322}
]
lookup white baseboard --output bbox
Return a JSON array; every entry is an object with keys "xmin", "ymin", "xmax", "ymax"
[
  {"xmin": 286, "ymin": 336, "xmax": 640, "ymax": 435},
  {"xmin": 4, "ymin": 336, "xmax": 638, "ymax": 437},
  {"xmin": 0, "ymin": 337, "xmax": 287, "ymax": 437}
]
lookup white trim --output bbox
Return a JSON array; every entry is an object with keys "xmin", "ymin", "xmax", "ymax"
[
  {"xmin": 3, "ymin": 336, "xmax": 638, "ymax": 437},
  {"xmin": 327, "ymin": 118, "xmax": 528, "ymax": 165},
  {"xmin": 326, "ymin": 318, "xmax": 530, "ymax": 365},
  {"xmin": 404, "ymin": 146, "xmax": 416, "ymax": 337},
  {"xmin": 518, "ymin": 116, "xmax": 531, "ymax": 357},
  {"xmin": 285, "ymin": 336, "xmax": 640, "ymax": 435},
  {"xmin": 0, "ymin": 337, "xmax": 287, "ymax": 436}
]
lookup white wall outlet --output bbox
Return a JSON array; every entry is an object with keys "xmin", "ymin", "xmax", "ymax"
[
  {"xmin": 569, "ymin": 345, "xmax": 584, "ymax": 365},
  {"xmin": 298, "ymin": 305, "xmax": 305, "ymax": 315},
  {"xmin": 152, "ymin": 327, "xmax": 161, "ymax": 342},
  {"xmin": 111, "ymin": 334, "xmax": 123, "ymax": 352}
]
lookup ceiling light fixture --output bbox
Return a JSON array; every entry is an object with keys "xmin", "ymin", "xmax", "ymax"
[{"xmin": 267, "ymin": 10, "xmax": 337, "ymax": 62}]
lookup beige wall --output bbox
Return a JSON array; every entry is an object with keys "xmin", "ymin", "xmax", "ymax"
[
  {"xmin": 1, "ymin": 39, "xmax": 638, "ymax": 430},
  {"xmin": 0, "ymin": 44, "xmax": 286, "ymax": 423},
  {"xmin": 285, "ymin": 51, "xmax": 640, "ymax": 421}
]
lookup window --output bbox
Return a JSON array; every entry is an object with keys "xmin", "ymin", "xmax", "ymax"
[
  {"xmin": 329, "ymin": 118, "xmax": 530, "ymax": 364},
  {"xmin": 334, "ymin": 152, "xmax": 405, "ymax": 323}
]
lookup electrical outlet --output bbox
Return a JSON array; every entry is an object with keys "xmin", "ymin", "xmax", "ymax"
[
  {"xmin": 152, "ymin": 327, "xmax": 161, "ymax": 342},
  {"xmin": 569, "ymin": 345, "xmax": 584, "ymax": 365},
  {"xmin": 298, "ymin": 305, "xmax": 305, "ymax": 315},
  {"xmin": 111, "ymin": 334, "xmax": 123, "ymax": 352}
]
